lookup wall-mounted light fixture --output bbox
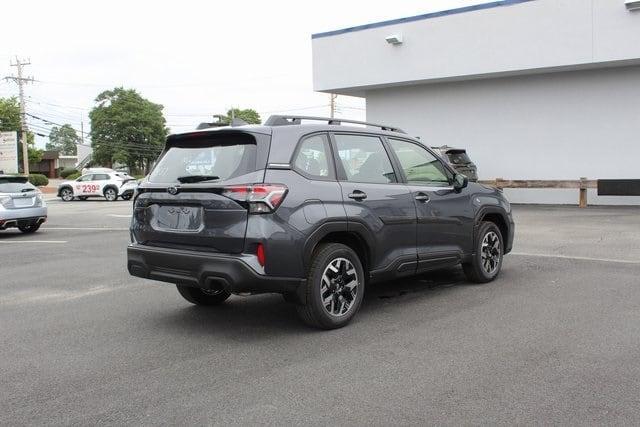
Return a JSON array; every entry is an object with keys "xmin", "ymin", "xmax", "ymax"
[
  {"xmin": 625, "ymin": 0, "xmax": 640, "ymax": 11},
  {"xmin": 385, "ymin": 34, "xmax": 403, "ymax": 45}
]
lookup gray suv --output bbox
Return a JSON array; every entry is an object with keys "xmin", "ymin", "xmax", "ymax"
[{"xmin": 127, "ymin": 116, "xmax": 514, "ymax": 329}]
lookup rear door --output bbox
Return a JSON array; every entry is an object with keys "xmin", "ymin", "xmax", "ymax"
[
  {"xmin": 132, "ymin": 130, "xmax": 270, "ymax": 253},
  {"xmin": 91, "ymin": 173, "xmax": 111, "ymax": 196},
  {"xmin": 331, "ymin": 133, "xmax": 417, "ymax": 278}
]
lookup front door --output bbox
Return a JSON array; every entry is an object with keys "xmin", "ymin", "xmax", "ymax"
[
  {"xmin": 331, "ymin": 133, "xmax": 418, "ymax": 280},
  {"xmin": 386, "ymin": 138, "xmax": 474, "ymax": 273},
  {"xmin": 75, "ymin": 174, "xmax": 97, "ymax": 196}
]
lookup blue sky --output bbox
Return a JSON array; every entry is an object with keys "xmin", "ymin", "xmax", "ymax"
[{"xmin": 0, "ymin": 0, "xmax": 481, "ymax": 148}]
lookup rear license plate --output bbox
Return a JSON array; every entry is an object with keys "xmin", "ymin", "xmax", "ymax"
[
  {"xmin": 13, "ymin": 197, "xmax": 34, "ymax": 207},
  {"xmin": 151, "ymin": 205, "xmax": 204, "ymax": 232}
]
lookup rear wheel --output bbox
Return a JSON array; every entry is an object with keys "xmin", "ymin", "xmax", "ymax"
[
  {"xmin": 18, "ymin": 223, "xmax": 40, "ymax": 234},
  {"xmin": 60, "ymin": 188, "xmax": 74, "ymax": 202},
  {"xmin": 462, "ymin": 221, "xmax": 504, "ymax": 283},
  {"xmin": 296, "ymin": 243, "xmax": 365, "ymax": 329},
  {"xmin": 176, "ymin": 284, "xmax": 231, "ymax": 306},
  {"xmin": 104, "ymin": 187, "xmax": 118, "ymax": 202}
]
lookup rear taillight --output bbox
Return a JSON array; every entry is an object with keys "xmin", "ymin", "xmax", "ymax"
[{"xmin": 222, "ymin": 184, "xmax": 288, "ymax": 214}]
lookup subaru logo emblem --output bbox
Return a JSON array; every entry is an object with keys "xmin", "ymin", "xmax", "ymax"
[{"xmin": 167, "ymin": 186, "xmax": 179, "ymax": 195}]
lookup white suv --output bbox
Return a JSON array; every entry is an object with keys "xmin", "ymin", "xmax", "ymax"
[{"xmin": 57, "ymin": 172, "xmax": 138, "ymax": 202}]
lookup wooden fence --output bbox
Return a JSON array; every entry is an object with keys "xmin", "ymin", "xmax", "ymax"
[{"xmin": 478, "ymin": 178, "xmax": 596, "ymax": 208}]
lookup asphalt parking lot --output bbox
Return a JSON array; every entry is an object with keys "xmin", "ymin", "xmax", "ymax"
[{"xmin": 2, "ymin": 200, "xmax": 640, "ymax": 425}]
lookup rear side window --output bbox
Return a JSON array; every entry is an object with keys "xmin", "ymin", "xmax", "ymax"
[
  {"xmin": 148, "ymin": 134, "xmax": 257, "ymax": 184},
  {"xmin": 293, "ymin": 134, "xmax": 332, "ymax": 179},
  {"xmin": 93, "ymin": 174, "xmax": 110, "ymax": 181},
  {"xmin": 334, "ymin": 134, "xmax": 396, "ymax": 184}
]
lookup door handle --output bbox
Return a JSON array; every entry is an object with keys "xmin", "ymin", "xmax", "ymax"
[
  {"xmin": 348, "ymin": 191, "xmax": 367, "ymax": 201},
  {"xmin": 415, "ymin": 193, "xmax": 430, "ymax": 202}
]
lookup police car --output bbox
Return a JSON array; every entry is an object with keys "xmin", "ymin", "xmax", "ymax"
[{"xmin": 57, "ymin": 171, "xmax": 139, "ymax": 202}]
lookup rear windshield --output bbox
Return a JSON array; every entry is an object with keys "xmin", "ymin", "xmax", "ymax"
[
  {"xmin": 0, "ymin": 180, "xmax": 36, "ymax": 193},
  {"xmin": 148, "ymin": 135, "xmax": 257, "ymax": 184},
  {"xmin": 446, "ymin": 152, "xmax": 471, "ymax": 164}
]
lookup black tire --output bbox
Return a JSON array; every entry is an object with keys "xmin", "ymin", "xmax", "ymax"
[
  {"xmin": 79, "ymin": 196, "xmax": 89, "ymax": 201},
  {"xmin": 296, "ymin": 243, "xmax": 365, "ymax": 330},
  {"xmin": 104, "ymin": 187, "xmax": 118, "ymax": 202},
  {"xmin": 462, "ymin": 221, "xmax": 504, "ymax": 283},
  {"xmin": 18, "ymin": 223, "xmax": 41, "ymax": 234},
  {"xmin": 60, "ymin": 187, "xmax": 74, "ymax": 202},
  {"xmin": 120, "ymin": 193, "xmax": 132, "ymax": 201},
  {"xmin": 176, "ymin": 284, "xmax": 231, "ymax": 306}
]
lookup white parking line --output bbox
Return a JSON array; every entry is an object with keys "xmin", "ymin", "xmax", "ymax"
[
  {"xmin": 0, "ymin": 240, "xmax": 67, "ymax": 244},
  {"xmin": 108, "ymin": 214, "xmax": 132, "ymax": 218},
  {"xmin": 1, "ymin": 285, "xmax": 128, "ymax": 306},
  {"xmin": 511, "ymin": 252, "xmax": 640, "ymax": 265}
]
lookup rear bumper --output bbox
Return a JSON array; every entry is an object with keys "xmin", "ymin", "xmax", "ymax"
[
  {"xmin": 0, "ymin": 205, "xmax": 48, "ymax": 220},
  {"xmin": 127, "ymin": 244, "xmax": 305, "ymax": 295},
  {"xmin": 0, "ymin": 215, "xmax": 47, "ymax": 230}
]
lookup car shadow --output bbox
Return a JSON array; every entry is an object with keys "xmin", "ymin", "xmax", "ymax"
[{"xmin": 148, "ymin": 266, "xmax": 476, "ymax": 339}]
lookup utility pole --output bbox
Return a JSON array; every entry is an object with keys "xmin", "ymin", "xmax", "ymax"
[
  {"xmin": 5, "ymin": 57, "xmax": 34, "ymax": 174},
  {"xmin": 80, "ymin": 120, "xmax": 85, "ymax": 145},
  {"xmin": 329, "ymin": 93, "xmax": 337, "ymax": 118}
]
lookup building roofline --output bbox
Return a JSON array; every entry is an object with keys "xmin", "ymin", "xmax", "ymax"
[{"xmin": 311, "ymin": 0, "xmax": 535, "ymax": 39}]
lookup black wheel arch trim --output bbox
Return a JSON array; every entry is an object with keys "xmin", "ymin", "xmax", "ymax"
[
  {"xmin": 302, "ymin": 220, "xmax": 376, "ymax": 274},
  {"xmin": 473, "ymin": 206, "xmax": 512, "ymax": 253}
]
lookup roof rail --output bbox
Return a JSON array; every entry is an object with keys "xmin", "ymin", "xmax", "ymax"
[{"xmin": 264, "ymin": 115, "xmax": 405, "ymax": 134}]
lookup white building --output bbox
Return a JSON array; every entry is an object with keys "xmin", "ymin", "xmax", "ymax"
[{"xmin": 312, "ymin": 0, "xmax": 640, "ymax": 205}]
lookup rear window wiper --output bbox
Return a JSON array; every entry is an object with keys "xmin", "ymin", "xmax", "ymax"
[{"xmin": 176, "ymin": 175, "xmax": 220, "ymax": 184}]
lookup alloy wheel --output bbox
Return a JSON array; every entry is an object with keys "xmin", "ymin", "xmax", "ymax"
[
  {"xmin": 320, "ymin": 257, "xmax": 359, "ymax": 317},
  {"xmin": 481, "ymin": 231, "xmax": 501, "ymax": 274}
]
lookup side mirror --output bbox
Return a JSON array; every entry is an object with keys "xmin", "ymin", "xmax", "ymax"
[{"xmin": 453, "ymin": 173, "xmax": 468, "ymax": 191}]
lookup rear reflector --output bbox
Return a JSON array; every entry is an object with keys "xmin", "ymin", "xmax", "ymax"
[{"xmin": 256, "ymin": 243, "xmax": 266, "ymax": 267}]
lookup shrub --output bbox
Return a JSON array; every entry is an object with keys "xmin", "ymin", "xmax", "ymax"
[
  {"xmin": 60, "ymin": 168, "xmax": 79, "ymax": 179},
  {"xmin": 66, "ymin": 172, "xmax": 81, "ymax": 180},
  {"xmin": 28, "ymin": 174, "xmax": 49, "ymax": 187}
]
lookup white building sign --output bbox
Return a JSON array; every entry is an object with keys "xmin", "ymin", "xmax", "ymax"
[{"xmin": 0, "ymin": 131, "xmax": 19, "ymax": 174}]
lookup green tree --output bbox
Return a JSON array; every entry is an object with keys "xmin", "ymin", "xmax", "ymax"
[
  {"xmin": 89, "ymin": 88, "xmax": 168, "ymax": 172},
  {"xmin": 46, "ymin": 124, "xmax": 79, "ymax": 155},
  {"xmin": 0, "ymin": 97, "xmax": 41, "ymax": 170},
  {"xmin": 216, "ymin": 108, "xmax": 261, "ymax": 125}
]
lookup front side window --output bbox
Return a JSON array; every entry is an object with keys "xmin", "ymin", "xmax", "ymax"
[
  {"xmin": 76, "ymin": 174, "xmax": 93, "ymax": 182},
  {"xmin": 334, "ymin": 134, "xmax": 396, "ymax": 184},
  {"xmin": 93, "ymin": 174, "xmax": 110, "ymax": 181},
  {"xmin": 293, "ymin": 134, "xmax": 331, "ymax": 179},
  {"xmin": 388, "ymin": 139, "xmax": 451, "ymax": 186}
]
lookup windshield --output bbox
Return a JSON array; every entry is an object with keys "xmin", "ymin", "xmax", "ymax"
[
  {"xmin": 148, "ymin": 139, "xmax": 257, "ymax": 184},
  {"xmin": 0, "ymin": 181, "xmax": 36, "ymax": 193}
]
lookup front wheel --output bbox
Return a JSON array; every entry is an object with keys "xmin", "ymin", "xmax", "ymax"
[
  {"xmin": 296, "ymin": 243, "xmax": 365, "ymax": 329},
  {"xmin": 176, "ymin": 285, "xmax": 231, "ymax": 306},
  {"xmin": 104, "ymin": 187, "xmax": 118, "ymax": 202},
  {"xmin": 462, "ymin": 221, "xmax": 504, "ymax": 283},
  {"xmin": 60, "ymin": 188, "xmax": 74, "ymax": 202}
]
